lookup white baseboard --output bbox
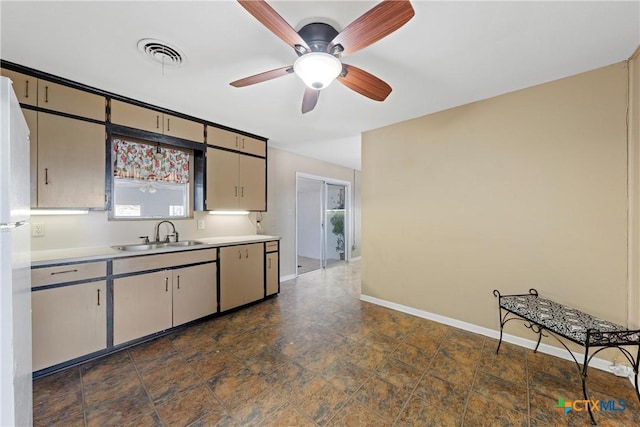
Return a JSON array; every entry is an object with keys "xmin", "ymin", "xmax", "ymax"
[
  {"xmin": 280, "ymin": 274, "xmax": 296, "ymax": 282},
  {"xmin": 360, "ymin": 294, "xmax": 637, "ymax": 387}
]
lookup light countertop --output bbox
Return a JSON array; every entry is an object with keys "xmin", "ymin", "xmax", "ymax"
[{"xmin": 31, "ymin": 235, "xmax": 280, "ymax": 267}]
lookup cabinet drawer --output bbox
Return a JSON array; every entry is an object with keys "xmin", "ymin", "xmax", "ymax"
[
  {"xmin": 113, "ymin": 248, "xmax": 217, "ymax": 275},
  {"xmin": 32, "ymin": 261, "xmax": 107, "ymax": 287},
  {"xmin": 265, "ymin": 241, "xmax": 278, "ymax": 252}
]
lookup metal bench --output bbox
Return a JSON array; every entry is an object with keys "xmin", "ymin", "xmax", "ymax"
[{"xmin": 493, "ymin": 288, "xmax": 640, "ymax": 425}]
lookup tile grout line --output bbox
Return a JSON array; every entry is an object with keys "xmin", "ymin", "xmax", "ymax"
[
  {"xmin": 169, "ymin": 333, "xmax": 245, "ymax": 426},
  {"xmin": 79, "ymin": 367, "xmax": 88, "ymax": 427},
  {"xmin": 127, "ymin": 348, "xmax": 166, "ymax": 426},
  {"xmin": 389, "ymin": 324, "xmax": 442, "ymax": 426},
  {"xmin": 458, "ymin": 334, "xmax": 487, "ymax": 427}
]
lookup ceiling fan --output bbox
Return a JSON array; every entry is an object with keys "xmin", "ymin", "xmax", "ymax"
[{"xmin": 230, "ymin": 0, "xmax": 415, "ymax": 113}]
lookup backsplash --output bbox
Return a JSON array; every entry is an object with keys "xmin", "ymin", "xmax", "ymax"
[{"xmin": 30, "ymin": 211, "xmax": 258, "ymax": 251}]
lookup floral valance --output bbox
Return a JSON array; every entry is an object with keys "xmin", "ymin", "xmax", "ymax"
[{"xmin": 113, "ymin": 138, "xmax": 189, "ymax": 183}]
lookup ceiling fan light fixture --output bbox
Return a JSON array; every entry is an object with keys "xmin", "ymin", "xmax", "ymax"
[{"xmin": 293, "ymin": 52, "xmax": 342, "ymax": 90}]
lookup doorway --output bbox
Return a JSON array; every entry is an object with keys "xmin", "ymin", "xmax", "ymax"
[{"xmin": 296, "ymin": 174, "xmax": 350, "ymax": 275}]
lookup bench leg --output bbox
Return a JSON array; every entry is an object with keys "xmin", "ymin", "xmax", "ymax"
[
  {"xmin": 581, "ymin": 346, "xmax": 598, "ymax": 425},
  {"xmin": 496, "ymin": 319, "xmax": 504, "ymax": 354},
  {"xmin": 533, "ymin": 327, "xmax": 543, "ymax": 353},
  {"xmin": 634, "ymin": 345, "xmax": 640, "ymax": 406}
]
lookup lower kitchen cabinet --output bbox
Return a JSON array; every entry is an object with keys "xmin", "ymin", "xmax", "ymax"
[
  {"xmin": 220, "ymin": 243, "xmax": 264, "ymax": 311},
  {"xmin": 31, "ymin": 241, "xmax": 277, "ymax": 374},
  {"xmin": 113, "ymin": 270, "xmax": 172, "ymax": 346},
  {"xmin": 173, "ymin": 263, "xmax": 217, "ymax": 326},
  {"xmin": 113, "ymin": 261, "xmax": 217, "ymax": 345},
  {"xmin": 32, "ymin": 281, "xmax": 107, "ymax": 371},
  {"xmin": 266, "ymin": 252, "xmax": 279, "ymax": 296}
]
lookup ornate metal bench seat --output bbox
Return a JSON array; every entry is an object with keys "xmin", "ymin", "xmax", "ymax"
[{"xmin": 493, "ymin": 288, "xmax": 640, "ymax": 425}]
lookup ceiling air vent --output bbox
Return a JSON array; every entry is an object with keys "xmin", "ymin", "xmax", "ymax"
[{"xmin": 137, "ymin": 39, "xmax": 185, "ymax": 67}]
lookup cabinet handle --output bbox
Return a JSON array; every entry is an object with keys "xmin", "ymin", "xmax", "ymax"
[
  {"xmin": 241, "ymin": 138, "xmax": 245, "ymax": 149},
  {"xmin": 268, "ymin": 258, "xmax": 271, "ymax": 269},
  {"xmin": 245, "ymin": 249, "xmax": 249, "ymax": 258},
  {"xmin": 50, "ymin": 269, "xmax": 78, "ymax": 275},
  {"xmin": 234, "ymin": 186, "xmax": 238, "ymax": 197},
  {"xmin": 167, "ymin": 118, "xmax": 170, "ymax": 132},
  {"xmin": 25, "ymin": 80, "xmax": 29, "ymax": 98},
  {"xmin": 156, "ymin": 115, "xmax": 160, "ymax": 129},
  {"xmin": 45, "ymin": 86, "xmax": 49, "ymax": 103},
  {"xmin": 44, "ymin": 168, "xmax": 49, "ymax": 185},
  {"xmin": 97, "ymin": 289, "xmax": 101, "ymax": 306},
  {"xmin": 165, "ymin": 277, "xmax": 169, "ymax": 292},
  {"xmin": 235, "ymin": 136, "xmax": 238, "ymax": 148},
  {"xmin": 177, "ymin": 275, "xmax": 180, "ymax": 289},
  {"xmin": 238, "ymin": 250, "xmax": 242, "ymax": 259},
  {"xmin": 241, "ymin": 187, "xmax": 244, "ymax": 198}
]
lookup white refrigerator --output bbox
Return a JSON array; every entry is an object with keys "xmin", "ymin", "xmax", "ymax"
[{"xmin": 0, "ymin": 76, "xmax": 32, "ymax": 426}]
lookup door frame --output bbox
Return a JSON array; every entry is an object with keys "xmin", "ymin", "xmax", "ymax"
[{"xmin": 295, "ymin": 172, "xmax": 351, "ymax": 277}]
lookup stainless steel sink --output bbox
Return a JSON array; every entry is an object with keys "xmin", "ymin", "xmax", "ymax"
[
  {"xmin": 113, "ymin": 240, "xmax": 203, "ymax": 252},
  {"xmin": 167, "ymin": 240, "xmax": 203, "ymax": 247}
]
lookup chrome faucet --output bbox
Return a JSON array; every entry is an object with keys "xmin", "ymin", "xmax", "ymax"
[{"xmin": 154, "ymin": 220, "xmax": 179, "ymax": 243}]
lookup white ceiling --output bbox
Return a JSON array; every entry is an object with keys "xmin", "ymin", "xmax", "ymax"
[{"xmin": 1, "ymin": 1, "xmax": 639, "ymax": 170}]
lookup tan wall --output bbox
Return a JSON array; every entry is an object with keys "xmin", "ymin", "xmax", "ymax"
[
  {"xmin": 263, "ymin": 147, "xmax": 361, "ymax": 277},
  {"xmin": 629, "ymin": 49, "xmax": 640, "ymax": 329},
  {"xmin": 362, "ymin": 62, "xmax": 630, "ymax": 341}
]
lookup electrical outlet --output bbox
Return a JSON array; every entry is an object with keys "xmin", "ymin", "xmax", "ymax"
[
  {"xmin": 197, "ymin": 220, "xmax": 205, "ymax": 230},
  {"xmin": 32, "ymin": 223, "xmax": 45, "ymax": 237}
]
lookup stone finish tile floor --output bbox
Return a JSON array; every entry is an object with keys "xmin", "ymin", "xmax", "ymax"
[{"xmin": 33, "ymin": 261, "xmax": 639, "ymax": 426}]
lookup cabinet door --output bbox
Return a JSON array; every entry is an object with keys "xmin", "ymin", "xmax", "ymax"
[
  {"xmin": 173, "ymin": 263, "xmax": 217, "ymax": 326},
  {"xmin": 22, "ymin": 109, "xmax": 38, "ymax": 205},
  {"xmin": 110, "ymin": 100, "xmax": 162, "ymax": 134},
  {"xmin": 239, "ymin": 135, "xmax": 266, "ymax": 157},
  {"xmin": 32, "ymin": 282, "xmax": 107, "ymax": 371},
  {"xmin": 1, "ymin": 68, "xmax": 37, "ymax": 106},
  {"xmin": 239, "ymin": 154, "xmax": 266, "ymax": 211},
  {"xmin": 266, "ymin": 252, "xmax": 279, "ymax": 296},
  {"xmin": 220, "ymin": 246, "xmax": 245, "ymax": 311},
  {"xmin": 113, "ymin": 271, "xmax": 172, "ymax": 345},
  {"xmin": 206, "ymin": 148, "xmax": 239, "ymax": 210},
  {"xmin": 207, "ymin": 126, "xmax": 240, "ymax": 151},
  {"xmin": 37, "ymin": 80, "xmax": 104, "ymax": 121},
  {"xmin": 164, "ymin": 113, "xmax": 204, "ymax": 142},
  {"xmin": 244, "ymin": 243, "xmax": 265, "ymax": 303},
  {"xmin": 37, "ymin": 113, "xmax": 105, "ymax": 208}
]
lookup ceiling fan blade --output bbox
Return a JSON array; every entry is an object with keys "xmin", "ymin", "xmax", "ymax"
[
  {"xmin": 337, "ymin": 64, "xmax": 392, "ymax": 102},
  {"xmin": 230, "ymin": 66, "xmax": 294, "ymax": 87},
  {"xmin": 237, "ymin": 0, "xmax": 310, "ymax": 51},
  {"xmin": 301, "ymin": 88, "xmax": 319, "ymax": 114},
  {"xmin": 328, "ymin": 0, "xmax": 414, "ymax": 56}
]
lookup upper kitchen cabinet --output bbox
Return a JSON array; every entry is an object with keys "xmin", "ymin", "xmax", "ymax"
[
  {"xmin": 205, "ymin": 147, "xmax": 266, "ymax": 211},
  {"xmin": 207, "ymin": 126, "xmax": 266, "ymax": 157},
  {"xmin": 0, "ymin": 68, "xmax": 37, "ymax": 106},
  {"xmin": 37, "ymin": 112, "xmax": 106, "ymax": 208},
  {"xmin": 0, "ymin": 68, "xmax": 106, "ymax": 120},
  {"xmin": 110, "ymin": 100, "xmax": 204, "ymax": 143},
  {"xmin": 37, "ymin": 80, "xmax": 105, "ymax": 121}
]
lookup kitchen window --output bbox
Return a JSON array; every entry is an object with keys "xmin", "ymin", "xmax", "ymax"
[{"xmin": 111, "ymin": 138, "xmax": 192, "ymax": 219}]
